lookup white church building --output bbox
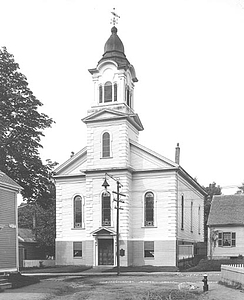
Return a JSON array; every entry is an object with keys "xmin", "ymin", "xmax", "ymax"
[{"xmin": 54, "ymin": 23, "xmax": 207, "ymax": 267}]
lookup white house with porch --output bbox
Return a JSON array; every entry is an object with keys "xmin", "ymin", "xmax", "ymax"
[{"xmin": 54, "ymin": 22, "xmax": 206, "ymax": 268}]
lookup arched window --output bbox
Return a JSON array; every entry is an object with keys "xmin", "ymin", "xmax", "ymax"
[
  {"xmin": 104, "ymin": 81, "xmax": 112, "ymax": 102},
  {"xmin": 144, "ymin": 192, "xmax": 154, "ymax": 226},
  {"xmin": 74, "ymin": 195, "xmax": 82, "ymax": 228},
  {"xmin": 126, "ymin": 87, "xmax": 130, "ymax": 107},
  {"xmin": 102, "ymin": 192, "xmax": 111, "ymax": 226},
  {"xmin": 114, "ymin": 83, "xmax": 117, "ymax": 101},
  {"xmin": 99, "ymin": 85, "xmax": 103, "ymax": 103},
  {"xmin": 102, "ymin": 132, "xmax": 110, "ymax": 158}
]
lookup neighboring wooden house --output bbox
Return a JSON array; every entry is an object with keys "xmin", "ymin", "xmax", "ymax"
[
  {"xmin": 18, "ymin": 228, "xmax": 45, "ymax": 268},
  {"xmin": 207, "ymin": 195, "xmax": 244, "ymax": 259},
  {"xmin": 54, "ymin": 25, "xmax": 207, "ymax": 268},
  {"xmin": 0, "ymin": 171, "xmax": 22, "ymax": 273}
]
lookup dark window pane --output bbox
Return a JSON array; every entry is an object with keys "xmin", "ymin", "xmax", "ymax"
[
  {"xmin": 73, "ymin": 242, "xmax": 82, "ymax": 257},
  {"xmin": 99, "ymin": 85, "xmax": 103, "ymax": 103},
  {"xmin": 102, "ymin": 132, "xmax": 110, "ymax": 157},
  {"xmin": 102, "ymin": 192, "xmax": 111, "ymax": 226},
  {"xmin": 104, "ymin": 81, "xmax": 112, "ymax": 102},
  {"xmin": 223, "ymin": 232, "xmax": 231, "ymax": 246},
  {"xmin": 74, "ymin": 196, "xmax": 82, "ymax": 227},
  {"xmin": 145, "ymin": 192, "xmax": 154, "ymax": 226},
  {"xmin": 114, "ymin": 83, "xmax": 117, "ymax": 101},
  {"xmin": 144, "ymin": 241, "xmax": 154, "ymax": 257}
]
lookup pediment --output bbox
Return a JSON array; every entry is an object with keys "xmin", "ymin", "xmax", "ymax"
[
  {"xmin": 54, "ymin": 147, "xmax": 87, "ymax": 176},
  {"xmin": 82, "ymin": 109, "xmax": 143, "ymax": 131},
  {"xmin": 91, "ymin": 227, "xmax": 116, "ymax": 236},
  {"xmin": 130, "ymin": 140, "xmax": 177, "ymax": 171},
  {"xmin": 82, "ymin": 109, "xmax": 126, "ymax": 123}
]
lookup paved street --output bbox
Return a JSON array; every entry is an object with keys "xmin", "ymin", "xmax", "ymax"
[{"xmin": 0, "ymin": 272, "xmax": 243, "ymax": 300}]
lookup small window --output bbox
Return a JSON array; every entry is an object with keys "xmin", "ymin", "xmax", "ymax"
[
  {"xmin": 102, "ymin": 132, "xmax": 110, "ymax": 158},
  {"xmin": 104, "ymin": 81, "xmax": 112, "ymax": 102},
  {"xmin": 114, "ymin": 83, "xmax": 117, "ymax": 101},
  {"xmin": 144, "ymin": 192, "xmax": 154, "ymax": 226},
  {"xmin": 144, "ymin": 241, "xmax": 154, "ymax": 258},
  {"xmin": 102, "ymin": 192, "xmax": 111, "ymax": 226},
  {"xmin": 218, "ymin": 231, "xmax": 236, "ymax": 247},
  {"xmin": 99, "ymin": 85, "xmax": 103, "ymax": 103},
  {"xmin": 73, "ymin": 242, "xmax": 82, "ymax": 257},
  {"xmin": 74, "ymin": 195, "xmax": 82, "ymax": 228}
]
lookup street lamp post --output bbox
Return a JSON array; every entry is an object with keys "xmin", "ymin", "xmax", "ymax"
[{"xmin": 102, "ymin": 173, "xmax": 125, "ymax": 276}]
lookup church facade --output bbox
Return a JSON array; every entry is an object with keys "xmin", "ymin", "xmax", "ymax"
[{"xmin": 54, "ymin": 25, "xmax": 206, "ymax": 267}]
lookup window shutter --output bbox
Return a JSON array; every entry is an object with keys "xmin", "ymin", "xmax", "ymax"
[
  {"xmin": 218, "ymin": 232, "xmax": 223, "ymax": 247},
  {"xmin": 231, "ymin": 232, "xmax": 236, "ymax": 247}
]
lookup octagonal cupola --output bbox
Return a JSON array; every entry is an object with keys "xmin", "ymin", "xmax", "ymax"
[{"xmin": 88, "ymin": 24, "xmax": 138, "ymax": 115}]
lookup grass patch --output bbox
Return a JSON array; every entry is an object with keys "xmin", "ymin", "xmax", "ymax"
[
  {"xmin": 21, "ymin": 264, "xmax": 92, "ymax": 274},
  {"xmin": 103, "ymin": 265, "xmax": 179, "ymax": 273},
  {"xmin": 5, "ymin": 272, "xmax": 40, "ymax": 289},
  {"xmin": 183, "ymin": 258, "xmax": 244, "ymax": 272}
]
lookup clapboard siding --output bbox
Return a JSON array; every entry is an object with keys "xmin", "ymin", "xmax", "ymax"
[
  {"xmin": 209, "ymin": 226, "xmax": 244, "ymax": 258},
  {"xmin": 177, "ymin": 176, "xmax": 204, "ymax": 243},
  {"xmin": 56, "ymin": 240, "xmax": 94, "ymax": 265},
  {"xmin": 86, "ymin": 119, "xmax": 134, "ymax": 170},
  {"xmin": 0, "ymin": 188, "xmax": 17, "ymax": 271},
  {"xmin": 131, "ymin": 172, "xmax": 177, "ymax": 240}
]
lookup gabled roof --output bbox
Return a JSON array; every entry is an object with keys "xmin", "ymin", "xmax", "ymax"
[
  {"xmin": 54, "ymin": 147, "xmax": 87, "ymax": 176},
  {"xmin": 18, "ymin": 228, "xmax": 37, "ymax": 243},
  {"xmin": 82, "ymin": 108, "xmax": 144, "ymax": 131},
  {"xmin": 130, "ymin": 140, "xmax": 178, "ymax": 170},
  {"xmin": 91, "ymin": 227, "xmax": 116, "ymax": 236},
  {"xmin": 208, "ymin": 195, "xmax": 244, "ymax": 226},
  {"xmin": 0, "ymin": 170, "xmax": 22, "ymax": 191}
]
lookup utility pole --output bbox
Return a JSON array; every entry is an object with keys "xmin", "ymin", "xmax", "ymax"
[{"xmin": 102, "ymin": 173, "xmax": 125, "ymax": 276}]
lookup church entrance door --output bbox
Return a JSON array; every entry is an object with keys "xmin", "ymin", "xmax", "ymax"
[{"xmin": 98, "ymin": 239, "xmax": 114, "ymax": 265}]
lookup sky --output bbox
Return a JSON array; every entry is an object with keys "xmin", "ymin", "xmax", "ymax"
[{"xmin": 1, "ymin": 0, "xmax": 244, "ymax": 194}]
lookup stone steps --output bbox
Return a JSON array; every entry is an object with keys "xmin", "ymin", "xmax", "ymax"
[{"xmin": 0, "ymin": 274, "xmax": 12, "ymax": 290}]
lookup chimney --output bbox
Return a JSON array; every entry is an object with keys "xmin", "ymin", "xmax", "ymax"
[{"xmin": 175, "ymin": 143, "xmax": 180, "ymax": 165}]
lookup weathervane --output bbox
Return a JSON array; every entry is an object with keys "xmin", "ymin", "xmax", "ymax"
[{"xmin": 110, "ymin": 8, "xmax": 120, "ymax": 26}]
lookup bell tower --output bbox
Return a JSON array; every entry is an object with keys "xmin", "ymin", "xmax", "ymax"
[
  {"xmin": 88, "ymin": 17, "xmax": 138, "ymax": 116},
  {"xmin": 83, "ymin": 13, "xmax": 143, "ymax": 171}
]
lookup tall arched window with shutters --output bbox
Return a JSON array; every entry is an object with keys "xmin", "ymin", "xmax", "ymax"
[
  {"xmin": 102, "ymin": 132, "xmax": 110, "ymax": 158},
  {"xmin": 144, "ymin": 192, "xmax": 154, "ymax": 226},
  {"xmin": 102, "ymin": 192, "xmax": 111, "ymax": 226},
  {"xmin": 74, "ymin": 195, "xmax": 82, "ymax": 228},
  {"xmin": 104, "ymin": 81, "xmax": 112, "ymax": 102}
]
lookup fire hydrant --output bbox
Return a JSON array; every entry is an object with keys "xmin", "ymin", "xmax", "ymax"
[{"xmin": 202, "ymin": 274, "xmax": 208, "ymax": 292}]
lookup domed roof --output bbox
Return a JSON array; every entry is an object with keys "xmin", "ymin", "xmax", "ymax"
[
  {"xmin": 89, "ymin": 26, "xmax": 138, "ymax": 82},
  {"xmin": 104, "ymin": 26, "xmax": 124, "ymax": 53},
  {"xmin": 98, "ymin": 26, "xmax": 129, "ymax": 67}
]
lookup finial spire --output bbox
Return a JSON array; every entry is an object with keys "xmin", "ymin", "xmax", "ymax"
[{"xmin": 110, "ymin": 8, "xmax": 120, "ymax": 26}]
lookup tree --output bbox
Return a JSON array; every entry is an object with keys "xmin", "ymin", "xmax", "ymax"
[
  {"xmin": 203, "ymin": 182, "xmax": 222, "ymax": 242},
  {"xmin": 236, "ymin": 182, "xmax": 244, "ymax": 194},
  {"xmin": 18, "ymin": 201, "xmax": 56, "ymax": 257},
  {"xmin": 0, "ymin": 46, "xmax": 55, "ymax": 207}
]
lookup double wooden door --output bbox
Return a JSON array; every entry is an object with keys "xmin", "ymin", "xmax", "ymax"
[{"xmin": 98, "ymin": 239, "xmax": 114, "ymax": 265}]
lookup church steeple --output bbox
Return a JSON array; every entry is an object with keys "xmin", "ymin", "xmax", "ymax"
[{"xmin": 88, "ymin": 17, "xmax": 138, "ymax": 115}]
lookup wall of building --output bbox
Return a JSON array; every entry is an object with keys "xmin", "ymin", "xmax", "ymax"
[
  {"xmin": 208, "ymin": 226, "xmax": 244, "ymax": 258},
  {"xmin": 0, "ymin": 188, "xmax": 18, "ymax": 272},
  {"xmin": 177, "ymin": 176, "xmax": 204, "ymax": 244}
]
